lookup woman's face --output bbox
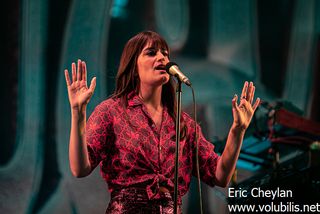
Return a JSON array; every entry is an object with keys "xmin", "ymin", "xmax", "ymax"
[{"xmin": 136, "ymin": 43, "xmax": 170, "ymax": 87}]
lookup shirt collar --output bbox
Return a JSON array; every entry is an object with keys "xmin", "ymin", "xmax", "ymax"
[
  {"xmin": 127, "ymin": 91, "xmax": 169, "ymax": 115},
  {"xmin": 127, "ymin": 91, "xmax": 143, "ymax": 108}
]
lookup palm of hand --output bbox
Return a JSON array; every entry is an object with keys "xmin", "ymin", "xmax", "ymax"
[
  {"xmin": 64, "ymin": 60, "xmax": 96, "ymax": 111},
  {"xmin": 68, "ymin": 80, "xmax": 91, "ymax": 109},
  {"xmin": 232, "ymin": 81, "xmax": 260, "ymax": 131}
]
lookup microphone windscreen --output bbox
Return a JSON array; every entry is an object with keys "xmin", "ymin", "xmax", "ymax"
[{"xmin": 165, "ymin": 62, "xmax": 178, "ymax": 73}]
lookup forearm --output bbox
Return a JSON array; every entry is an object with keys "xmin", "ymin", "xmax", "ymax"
[
  {"xmin": 69, "ymin": 109, "xmax": 91, "ymax": 177},
  {"xmin": 215, "ymin": 124, "xmax": 245, "ymax": 187}
]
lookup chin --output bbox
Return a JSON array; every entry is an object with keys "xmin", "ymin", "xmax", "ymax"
[{"xmin": 161, "ymin": 76, "xmax": 170, "ymax": 85}]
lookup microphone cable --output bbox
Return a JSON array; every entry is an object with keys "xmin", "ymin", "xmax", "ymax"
[{"xmin": 190, "ymin": 85, "xmax": 203, "ymax": 214}]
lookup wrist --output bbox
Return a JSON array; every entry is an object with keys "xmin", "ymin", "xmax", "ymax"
[
  {"xmin": 71, "ymin": 104, "xmax": 87, "ymax": 113},
  {"xmin": 71, "ymin": 107, "xmax": 86, "ymax": 121},
  {"xmin": 231, "ymin": 123, "xmax": 246, "ymax": 135}
]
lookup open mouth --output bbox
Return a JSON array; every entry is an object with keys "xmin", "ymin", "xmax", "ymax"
[{"xmin": 155, "ymin": 65, "xmax": 166, "ymax": 72}]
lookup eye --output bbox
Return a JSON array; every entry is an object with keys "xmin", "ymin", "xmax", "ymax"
[
  {"xmin": 162, "ymin": 51, "xmax": 169, "ymax": 57},
  {"xmin": 144, "ymin": 49, "xmax": 169, "ymax": 57},
  {"xmin": 146, "ymin": 50, "xmax": 157, "ymax": 56}
]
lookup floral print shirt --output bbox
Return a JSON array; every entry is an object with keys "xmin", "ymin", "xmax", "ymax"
[{"xmin": 86, "ymin": 91, "xmax": 220, "ymax": 202}]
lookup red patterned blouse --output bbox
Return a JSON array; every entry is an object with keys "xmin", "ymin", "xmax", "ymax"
[{"xmin": 86, "ymin": 91, "xmax": 220, "ymax": 202}]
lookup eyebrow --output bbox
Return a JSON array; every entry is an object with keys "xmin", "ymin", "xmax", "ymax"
[{"xmin": 143, "ymin": 47, "xmax": 168, "ymax": 53}]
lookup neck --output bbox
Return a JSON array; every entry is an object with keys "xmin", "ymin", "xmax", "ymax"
[{"xmin": 139, "ymin": 84, "xmax": 162, "ymax": 109}]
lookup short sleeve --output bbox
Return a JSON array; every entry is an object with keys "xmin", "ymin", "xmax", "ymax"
[
  {"xmin": 184, "ymin": 113, "xmax": 221, "ymax": 187},
  {"xmin": 192, "ymin": 125, "xmax": 220, "ymax": 187},
  {"xmin": 86, "ymin": 102, "xmax": 114, "ymax": 171}
]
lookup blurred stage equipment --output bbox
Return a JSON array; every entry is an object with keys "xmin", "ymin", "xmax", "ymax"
[{"xmin": 229, "ymin": 101, "xmax": 320, "ymax": 204}]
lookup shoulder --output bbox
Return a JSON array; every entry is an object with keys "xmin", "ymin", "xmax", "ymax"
[
  {"xmin": 182, "ymin": 111, "xmax": 194, "ymax": 123},
  {"xmin": 88, "ymin": 97, "xmax": 122, "ymax": 120},
  {"xmin": 94, "ymin": 97, "xmax": 120, "ymax": 111},
  {"xmin": 181, "ymin": 111, "xmax": 197, "ymax": 131}
]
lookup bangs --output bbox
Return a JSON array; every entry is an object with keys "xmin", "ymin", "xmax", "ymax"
[
  {"xmin": 128, "ymin": 31, "xmax": 170, "ymax": 57},
  {"xmin": 148, "ymin": 36, "xmax": 169, "ymax": 53},
  {"xmin": 134, "ymin": 31, "xmax": 169, "ymax": 55}
]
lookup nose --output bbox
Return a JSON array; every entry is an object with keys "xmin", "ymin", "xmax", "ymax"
[{"xmin": 156, "ymin": 50, "xmax": 168, "ymax": 63}]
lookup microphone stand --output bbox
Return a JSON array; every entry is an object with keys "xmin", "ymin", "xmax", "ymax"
[{"xmin": 174, "ymin": 79, "xmax": 182, "ymax": 214}]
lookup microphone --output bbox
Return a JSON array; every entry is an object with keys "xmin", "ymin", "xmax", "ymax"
[{"xmin": 165, "ymin": 62, "xmax": 192, "ymax": 86}]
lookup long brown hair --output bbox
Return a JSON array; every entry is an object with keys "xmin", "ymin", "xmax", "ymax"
[{"xmin": 111, "ymin": 31, "xmax": 186, "ymax": 137}]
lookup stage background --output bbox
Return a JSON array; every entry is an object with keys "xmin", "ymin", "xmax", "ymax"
[{"xmin": 1, "ymin": 0, "xmax": 319, "ymax": 213}]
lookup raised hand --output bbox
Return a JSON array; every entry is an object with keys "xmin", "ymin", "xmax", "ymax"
[
  {"xmin": 231, "ymin": 81, "xmax": 260, "ymax": 131},
  {"xmin": 64, "ymin": 59, "xmax": 96, "ymax": 113}
]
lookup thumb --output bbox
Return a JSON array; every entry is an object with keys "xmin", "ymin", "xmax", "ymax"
[
  {"xmin": 252, "ymin": 97, "xmax": 261, "ymax": 112},
  {"xmin": 88, "ymin": 77, "xmax": 97, "ymax": 94},
  {"xmin": 83, "ymin": 77, "xmax": 96, "ymax": 101}
]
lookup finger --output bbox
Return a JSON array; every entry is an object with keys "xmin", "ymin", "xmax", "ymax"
[
  {"xmin": 240, "ymin": 81, "xmax": 248, "ymax": 100},
  {"xmin": 77, "ymin": 59, "xmax": 82, "ymax": 81},
  {"xmin": 64, "ymin": 69, "xmax": 71, "ymax": 86},
  {"xmin": 246, "ymin": 82, "xmax": 253, "ymax": 102},
  {"xmin": 82, "ymin": 77, "xmax": 96, "ymax": 102},
  {"xmin": 232, "ymin": 94, "xmax": 240, "ymax": 111},
  {"xmin": 88, "ymin": 77, "xmax": 97, "ymax": 94},
  {"xmin": 82, "ymin": 61, "xmax": 87, "ymax": 86},
  {"xmin": 72, "ymin": 62, "xmax": 76, "ymax": 82},
  {"xmin": 252, "ymin": 98, "xmax": 261, "ymax": 111},
  {"xmin": 249, "ymin": 85, "xmax": 255, "ymax": 104}
]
